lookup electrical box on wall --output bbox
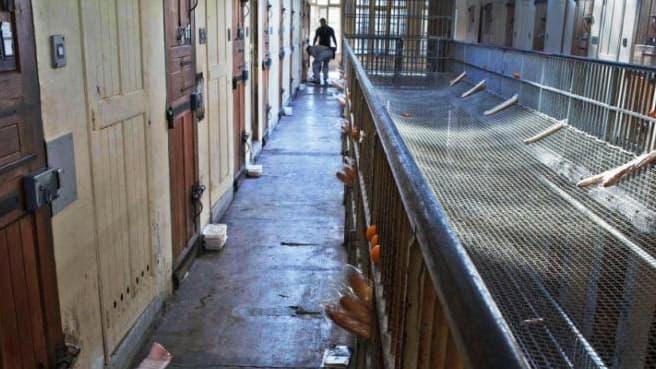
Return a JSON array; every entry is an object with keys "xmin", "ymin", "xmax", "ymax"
[{"xmin": 50, "ymin": 34, "xmax": 66, "ymax": 68}]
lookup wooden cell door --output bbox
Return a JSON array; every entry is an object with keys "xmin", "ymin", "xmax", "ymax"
[
  {"xmin": 279, "ymin": 7, "xmax": 285, "ymax": 109},
  {"xmin": 289, "ymin": 3, "xmax": 294, "ymax": 96},
  {"xmin": 0, "ymin": 1, "xmax": 64, "ymax": 369},
  {"xmin": 232, "ymin": 0, "xmax": 246, "ymax": 178},
  {"xmin": 262, "ymin": 5, "xmax": 271, "ymax": 135},
  {"xmin": 301, "ymin": 1, "xmax": 311, "ymax": 81},
  {"xmin": 250, "ymin": 0, "xmax": 260, "ymax": 140},
  {"xmin": 165, "ymin": 0, "xmax": 199, "ymax": 264}
]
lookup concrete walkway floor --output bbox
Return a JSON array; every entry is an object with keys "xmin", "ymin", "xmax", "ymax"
[{"xmin": 135, "ymin": 83, "xmax": 350, "ymax": 368}]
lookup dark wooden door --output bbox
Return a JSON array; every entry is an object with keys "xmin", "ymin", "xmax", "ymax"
[
  {"xmin": 0, "ymin": 1, "xmax": 64, "ymax": 369},
  {"xmin": 165, "ymin": 0, "xmax": 198, "ymax": 262},
  {"xmin": 301, "ymin": 1, "xmax": 311, "ymax": 81},
  {"xmin": 233, "ymin": 0, "xmax": 246, "ymax": 177}
]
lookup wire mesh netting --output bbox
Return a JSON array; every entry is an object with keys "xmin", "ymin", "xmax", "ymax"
[{"xmin": 370, "ymin": 74, "xmax": 656, "ymax": 369}]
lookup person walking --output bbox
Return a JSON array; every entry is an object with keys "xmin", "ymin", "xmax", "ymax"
[
  {"xmin": 309, "ymin": 18, "xmax": 337, "ymax": 84},
  {"xmin": 314, "ymin": 18, "xmax": 337, "ymax": 49}
]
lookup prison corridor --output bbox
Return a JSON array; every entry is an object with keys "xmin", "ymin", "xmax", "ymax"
[{"xmin": 132, "ymin": 84, "xmax": 350, "ymax": 368}]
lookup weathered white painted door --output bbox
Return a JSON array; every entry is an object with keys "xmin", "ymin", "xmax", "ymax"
[
  {"xmin": 79, "ymin": 0, "xmax": 156, "ymax": 355},
  {"xmin": 207, "ymin": 0, "xmax": 234, "ymax": 202}
]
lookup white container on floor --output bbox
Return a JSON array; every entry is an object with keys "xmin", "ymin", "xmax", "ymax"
[
  {"xmin": 283, "ymin": 106, "xmax": 293, "ymax": 116},
  {"xmin": 246, "ymin": 164, "xmax": 263, "ymax": 178},
  {"xmin": 202, "ymin": 224, "xmax": 228, "ymax": 251}
]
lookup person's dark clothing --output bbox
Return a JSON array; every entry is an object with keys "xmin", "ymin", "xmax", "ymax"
[{"xmin": 314, "ymin": 25, "xmax": 336, "ymax": 48}]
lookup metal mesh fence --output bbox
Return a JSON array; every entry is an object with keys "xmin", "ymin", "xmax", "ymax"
[{"xmin": 370, "ymin": 74, "xmax": 656, "ymax": 369}]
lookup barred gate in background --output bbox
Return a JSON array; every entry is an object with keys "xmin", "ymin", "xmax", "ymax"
[{"xmin": 343, "ymin": 0, "xmax": 451, "ymax": 75}]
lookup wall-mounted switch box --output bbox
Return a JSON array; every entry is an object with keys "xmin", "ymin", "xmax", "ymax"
[{"xmin": 50, "ymin": 34, "xmax": 66, "ymax": 68}]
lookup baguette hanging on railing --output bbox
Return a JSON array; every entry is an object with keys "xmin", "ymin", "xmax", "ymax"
[
  {"xmin": 577, "ymin": 150, "xmax": 656, "ymax": 188},
  {"xmin": 484, "ymin": 94, "xmax": 518, "ymax": 116},
  {"xmin": 336, "ymin": 169, "xmax": 354, "ymax": 187},
  {"xmin": 524, "ymin": 121, "xmax": 567, "ymax": 144},
  {"xmin": 339, "ymin": 293, "xmax": 372, "ymax": 325},
  {"xmin": 347, "ymin": 267, "xmax": 373, "ymax": 310},
  {"xmin": 449, "ymin": 71, "xmax": 466, "ymax": 87},
  {"xmin": 461, "ymin": 80, "xmax": 486, "ymax": 98},
  {"xmin": 325, "ymin": 304, "xmax": 371, "ymax": 339}
]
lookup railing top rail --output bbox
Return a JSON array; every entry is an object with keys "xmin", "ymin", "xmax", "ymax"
[
  {"xmin": 343, "ymin": 39, "xmax": 531, "ymax": 369},
  {"xmin": 344, "ymin": 34, "xmax": 405, "ymax": 40},
  {"xmin": 448, "ymin": 40, "xmax": 656, "ymax": 73}
]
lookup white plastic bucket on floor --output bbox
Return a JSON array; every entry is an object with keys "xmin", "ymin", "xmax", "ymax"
[
  {"xmin": 283, "ymin": 106, "xmax": 293, "ymax": 116},
  {"xmin": 202, "ymin": 224, "xmax": 227, "ymax": 251},
  {"xmin": 246, "ymin": 164, "xmax": 263, "ymax": 178}
]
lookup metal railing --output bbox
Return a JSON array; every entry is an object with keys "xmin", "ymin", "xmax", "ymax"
[
  {"xmin": 346, "ymin": 35, "xmax": 449, "ymax": 76},
  {"xmin": 341, "ymin": 39, "xmax": 530, "ymax": 369}
]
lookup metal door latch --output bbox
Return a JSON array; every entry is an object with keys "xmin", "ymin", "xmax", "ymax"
[
  {"xmin": 191, "ymin": 182, "xmax": 206, "ymax": 218},
  {"xmin": 23, "ymin": 167, "xmax": 62, "ymax": 212}
]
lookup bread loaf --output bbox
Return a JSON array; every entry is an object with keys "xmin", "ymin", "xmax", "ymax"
[
  {"xmin": 326, "ymin": 304, "xmax": 371, "ymax": 339},
  {"xmin": 349, "ymin": 273, "xmax": 373, "ymax": 310},
  {"xmin": 339, "ymin": 294, "xmax": 372, "ymax": 325}
]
